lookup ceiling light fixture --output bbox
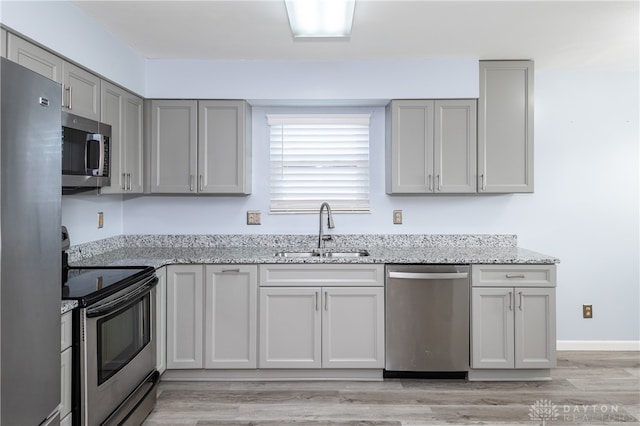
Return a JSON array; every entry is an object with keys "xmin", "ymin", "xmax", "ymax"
[{"xmin": 284, "ymin": 0, "xmax": 356, "ymax": 38}]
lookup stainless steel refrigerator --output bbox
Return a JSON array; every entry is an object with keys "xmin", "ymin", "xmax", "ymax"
[{"xmin": 1, "ymin": 57, "xmax": 62, "ymax": 424}]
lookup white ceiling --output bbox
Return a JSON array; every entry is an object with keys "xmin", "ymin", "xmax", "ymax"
[{"xmin": 72, "ymin": 0, "xmax": 639, "ymax": 70}]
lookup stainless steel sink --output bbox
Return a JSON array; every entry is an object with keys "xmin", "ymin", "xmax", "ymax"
[
  {"xmin": 273, "ymin": 251, "xmax": 321, "ymax": 258},
  {"xmin": 274, "ymin": 249, "xmax": 369, "ymax": 258},
  {"xmin": 322, "ymin": 250, "xmax": 370, "ymax": 257}
]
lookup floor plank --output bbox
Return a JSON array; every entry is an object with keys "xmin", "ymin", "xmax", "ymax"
[{"xmin": 144, "ymin": 352, "xmax": 640, "ymax": 425}]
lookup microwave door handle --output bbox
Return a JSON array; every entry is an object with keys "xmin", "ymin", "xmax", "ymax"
[{"xmin": 97, "ymin": 134, "xmax": 105, "ymax": 177}]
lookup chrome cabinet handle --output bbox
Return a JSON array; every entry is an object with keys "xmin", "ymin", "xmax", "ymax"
[
  {"xmin": 189, "ymin": 175, "xmax": 194, "ymax": 192},
  {"xmin": 437, "ymin": 174, "xmax": 441, "ymax": 191},
  {"xmin": 481, "ymin": 174, "xmax": 486, "ymax": 191},
  {"xmin": 61, "ymin": 85, "xmax": 66, "ymax": 107},
  {"xmin": 428, "ymin": 174, "xmax": 432, "ymax": 191},
  {"xmin": 67, "ymin": 86, "xmax": 72, "ymax": 110},
  {"xmin": 199, "ymin": 174, "xmax": 204, "ymax": 192},
  {"xmin": 221, "ymin": 268, "xmax": 240, "ymax": 273},
  {"xmin": 518, "ymin": 291, "xmax": 523, "ymax": 310},
  {"xmin": 122, "ymin": 173, "xmax": 127, "ymax": 190},
  {"xmin": 324, "ymin": 291, "xmax": 328, "ymax": 311},
  {"xmin": 128, "ymin": 173, "xmax": 132, "ymax": 191},
  {"xmin": 508, "ymin": 291, "xmax": 513, "ymax": 311},
  {"xmin": 506, "ymin": 274, "xmax": 526, "ymax": 279},
  {"xmin": 315, "ymin": 292, "xmax": 319, "ymax": 311}
]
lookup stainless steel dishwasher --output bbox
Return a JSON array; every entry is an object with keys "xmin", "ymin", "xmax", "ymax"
[{"xmin": 385, "ymin": 265, "xmax": 470, "ymax": 377}]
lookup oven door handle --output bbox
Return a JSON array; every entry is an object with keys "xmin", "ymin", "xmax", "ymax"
[{"xmin": 86, "ymin": 276, "xmax": 158, "ymax": 318}]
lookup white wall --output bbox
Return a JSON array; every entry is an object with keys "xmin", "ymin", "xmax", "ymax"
[
  {"xmin": 0, "ymin": 0, "xmax": 146, "ymax": 94},
  {"xmin": 62, "ymin": 193, "xmax": 123, "ymax": 245},
  {"xmin": 123, "ymin": 70, "xmax": 640, "ymax": 342},
  {"xmin": 145, "ymin": 58, "xmax": 478, "ymax": 100}
]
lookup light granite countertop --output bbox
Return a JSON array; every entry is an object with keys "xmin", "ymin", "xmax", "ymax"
[
  {"xmin": 68, "ymin": 234, "xmax": 559, "ymax": 268},
  {"xmin": 61, "ymin": 300, "xmax": 78, "ymax": 315}
]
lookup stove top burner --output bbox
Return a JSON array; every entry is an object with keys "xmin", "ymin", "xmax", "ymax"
[{"xmin": 62, "ymin": 266, "xmax": 156, "ymax": 307}]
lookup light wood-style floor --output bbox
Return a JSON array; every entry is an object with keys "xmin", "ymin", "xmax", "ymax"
[{"xmin": 143, "ymin": 352, "xmax": 640, "ymax": 425}]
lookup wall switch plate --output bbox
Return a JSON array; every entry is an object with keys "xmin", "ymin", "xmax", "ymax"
[
  {"xmin": 97, "ymin": 212, "xmax": 104, "ymax": 229},
  {"xmin": 393, "ymin": 210, "xmax": 403, "ymax": 225},
  {"xmin": 247, "ymin": 210, "xmax": 261, "ymax": 225},
  {"xmin": 583, "ymin": 304, "xmax": 593, "ymax": 318}
]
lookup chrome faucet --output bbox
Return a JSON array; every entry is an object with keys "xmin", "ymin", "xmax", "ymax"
[{"xmin": 318, "ymin": 202, "xmax": 335, "ymax": 249}]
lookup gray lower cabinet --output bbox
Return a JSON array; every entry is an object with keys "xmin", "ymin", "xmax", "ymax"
[
  {"xmin": 386, "ymin": 99, "xmax": 477, "ymax": 194},
  {"xmin": 471, "ymin": 265, "xmax": 556, "ymax": 370},
  {"xmin": 478, "ymin": 60, "xmax": 534, "ymax": 193},
  {"xmin": 155, "ymin": 267, "xmax": 167, "ymax": 375},
  {"xmin": 60, "ymin": 311, "xmax": 73, "ymax": 425},
  {"xmin": 258, "ymin": 264, "xmax": 385, "ymax": 369},
  {"xmin": 101, "ymin": 81, "xmax": 144, "ymax": 194},
  {"xmin": 150, "ymin": 99, "xmax": 251, "ymax": 194},
  {"xmin": 7, "ymin": 33, "xmax": 100, "ymax": 120},
  {"xmin": 166, "ymin": 264, "xmax": 257, "ymax": 369}
]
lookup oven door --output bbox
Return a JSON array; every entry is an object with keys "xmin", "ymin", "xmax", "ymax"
[{"xmin": 81, "ymin": 276, "xmax": 157, "ymax": 425}]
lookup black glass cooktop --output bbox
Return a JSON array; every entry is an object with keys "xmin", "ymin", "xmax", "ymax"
[{"xmin": 62, "ymin": 266, "xmax": 155, "ymax": 307}]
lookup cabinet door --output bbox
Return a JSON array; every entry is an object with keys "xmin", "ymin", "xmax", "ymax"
[
  {"xmin": 434, "ymin": 99, "xmax": 477, "ymax": 193},
  {"xmin": 322, "ymin": 287, "xmax": 384, "ymax": 368},
  {"xmin": 150, "ymin": 100, "xmax": 198, "ymax": 193},
  {"xmin": 198, "ymin": 100, "xmax": 251, "ymax": 194},
  {"xmin": 386, "ymin": 100, "xmax": 435, "ymax": 193},
  {"xmin": 471, "ymin": 287, "xmax": 515, "ymax": 369},
  {"xmin": 63, "ymin": 61, "xmax": 100, "ymax": 120},
  {"xmin": 514, "ymin": 287, "xmax": 556, "ymax": 369},
  {"xmin": 122, "ymin": 93, "xmax": 144, "ymax": 192},
  {"xmin": 1, "ymin": 29, "xmax": 7, "ymax": 58},
  {"xmin": 478, "ymin": 61, "xmax": 534, "ymax": 193},
  {"xmin": 204, "ymin": 265, "xmax": 257, "ymax": 369},
  {"xmin": 100, "ymin": 82, "xmax": 125, "ymax": 193},
  {"xmin": 155, "ymin": 267, "xmax": 167, "ymax": 375},
  {"xmin": 166, "ymin": 265, "xmax": 204, "ymax": 369},
  {"xmin": 259, "ymin": 287, "xmax": 321, "ymax": 369},
  {"xmin": 60, "ymin": 346, "xmax": 72, "ymax": 420},
  {"xmin": 7, "ymin": 34, "xmax": 63, "ymax": 83}
]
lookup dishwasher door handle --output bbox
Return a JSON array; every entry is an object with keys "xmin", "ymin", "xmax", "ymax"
[{"xmin": 388, "ymin": 271, "xmax": 468, "ymax": 280}]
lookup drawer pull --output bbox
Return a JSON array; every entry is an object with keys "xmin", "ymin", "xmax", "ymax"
[
  {"xmin": 506, "ymin": 274, "xmax": 526, "ymax": 279},
  {"xmin": 221, "ymin": 268, "xmax": 240, "ymax": 273}
]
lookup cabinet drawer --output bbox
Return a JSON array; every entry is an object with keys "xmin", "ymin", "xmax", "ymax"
[
  {"xmin": 471, "ymin": 264, "xmax": 556, "ymax": 287},
  {"xmin": 61, "ymin": 311, "xmax": 72, "ymax": 351},
  {"xmin": 259, "ymin": 264, "xmax": 384, "ymax": 287}
]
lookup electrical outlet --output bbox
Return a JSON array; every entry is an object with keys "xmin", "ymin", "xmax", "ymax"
[
  {"xmin": 97, "ymin": 212, "xmax": 104, "ymax": 229},
  {"xmin": 247, "ymin": 210, "xmax": 261, "ymax": 225},
  {"xmin": 393, "ymin": 210, "xmax": 403, "ymax": 225},
  {"xmin": 583, "ymin": 304, "xmax": 593, "ymax": 319}
]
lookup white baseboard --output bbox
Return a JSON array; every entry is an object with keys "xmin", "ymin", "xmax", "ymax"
[{"xmin": 557, "ymin": 340, "xmax": 640, "ymax": 351}]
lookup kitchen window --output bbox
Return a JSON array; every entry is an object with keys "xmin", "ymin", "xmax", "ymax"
[{"xmin": 267, "ymin": 114, "xmax": 371, "ymax": 213}]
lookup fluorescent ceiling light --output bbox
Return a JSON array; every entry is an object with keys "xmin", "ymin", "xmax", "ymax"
[{"xmin": 284, "ymin": 0, "xmax": 355, "ymax": 38}]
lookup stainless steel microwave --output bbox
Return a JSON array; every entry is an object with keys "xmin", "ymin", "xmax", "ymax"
[{"xmin": 62, "ymin": 112, "xmax": 111, "ymax": 189}]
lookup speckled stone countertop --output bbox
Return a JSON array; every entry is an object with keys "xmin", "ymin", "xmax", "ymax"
[
  {"xmin": 68, "ymin": 234, "xmax": 559, "ymax": 268},
  {"xmin": 61, "ymin": 300, "xmax": 77, "ymax": 315}
]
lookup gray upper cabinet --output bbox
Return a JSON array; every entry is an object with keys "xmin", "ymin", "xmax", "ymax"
[
  {"xmin": 478, "ymin": 60, "xmax": 534, "ymax": 193},
  {"xmin": 198, "ymin": 100, "xmax": 251, "ymax": 194},
  {"xmin": 150, "ymin": 100, "xmax": 198, "ymax": 193},
  {"xmin": 435, "ymin": 100, "xmax": 477, "ymax": 193},
  {"xmin": 150, "ymin": 99, "xmax": 252, "ymax": 194},
  {"xmin": 101, "ymin": 81, "xmax": 144, "ymax": 194},
  {"xmin": 1, "ymin": 28, "xmax": 7, "ymax": 58},
  {"xmin": 7, "ymin": 33, "xmax": 63, "ymax": 83},
  {"xmin": 7, "ymin": 33, "xmax": 100, "ymax": 120},
  {"xmin": 386, "ymin": 99, "xmax": 477, "ymax": 194},
  {"xmin": 63, "ymin": 61, "xmax": 101, "ymax": 121}
]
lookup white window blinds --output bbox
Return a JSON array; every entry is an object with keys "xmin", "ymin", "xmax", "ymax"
[{"xmin": 268, "ymin": 114, "xmax": 371, "ymax": 213}]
